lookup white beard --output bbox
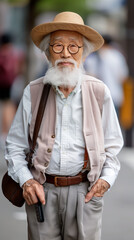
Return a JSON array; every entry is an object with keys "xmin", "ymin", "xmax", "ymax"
[{"xmin": 43, "ymin": 59, "xmax": 84, "ymax": 88}]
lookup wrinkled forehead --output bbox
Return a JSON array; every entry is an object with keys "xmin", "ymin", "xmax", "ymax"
[{"xmin": 50, "ymin": 30, "xmax": 83, "ymax": 43}]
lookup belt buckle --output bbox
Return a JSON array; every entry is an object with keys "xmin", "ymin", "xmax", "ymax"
[
  {"xmin": 54, "ymin": 176, "xmax": 67, "ymax": 187},
  {"xmin": 54, "ymin": 176, "xmax": 60, "ymax": 187}
]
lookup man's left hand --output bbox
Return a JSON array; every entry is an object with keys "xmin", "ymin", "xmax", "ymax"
[{"xmin": 85, "ymin": 179, "xmax": 110, "ymax": 203}]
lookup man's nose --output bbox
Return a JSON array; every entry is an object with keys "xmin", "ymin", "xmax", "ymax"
[{"xmin": 61, "ymin": 46, "xmax": 71, "ymax": 58}]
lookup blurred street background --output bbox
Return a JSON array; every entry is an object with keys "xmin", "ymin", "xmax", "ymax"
[{"xmin": 0, "ymin": 0, "xmax": 134, "ymax": 239}]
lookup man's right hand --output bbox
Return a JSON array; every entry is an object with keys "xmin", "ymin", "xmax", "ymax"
[{"xmin": 22, "ymin": 179, "xmax": 45, "ymax": 206}]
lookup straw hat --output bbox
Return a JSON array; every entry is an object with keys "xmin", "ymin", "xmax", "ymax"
[{"xmin": 31, "ymin": 11, "xmax": 104, "ymax": 52}]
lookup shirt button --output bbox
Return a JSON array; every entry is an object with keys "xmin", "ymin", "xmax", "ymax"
[
  {"xmin": 47, "ymin": 148, "xmax": 52, "ymax": 153},
  {"xmin": 51, "ymin": 135, "xmax": 55, "ymax": 138}
]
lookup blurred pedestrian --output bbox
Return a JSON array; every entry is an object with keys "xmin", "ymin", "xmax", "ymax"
[
  {"xmin": 5, "ymin": 12, "xmax": 123, "ymax": 240},
  {"xmin": 84, "ymin": 35, "xmax": 128, "ymax": 115},
  {"xmin": 10, "ymin": 48, "xmax": 26, "ymax": 109},
  {"xmin": 0, "ymin": 33, "xmax": 25, "ymax": 145}
]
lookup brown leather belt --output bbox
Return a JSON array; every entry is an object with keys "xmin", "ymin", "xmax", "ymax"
[{"xmin": 45, "ymin": 171, "xmax": 89, "ymax": 187}]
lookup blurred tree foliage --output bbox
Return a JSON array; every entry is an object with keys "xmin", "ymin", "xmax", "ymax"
[
  {"xmin": 36, "ymin": 0, "xmax": 91, "ymax": 18},
  {"xmin": 8, "ymin": 0, "xmax": 92, "ymax": 19}
]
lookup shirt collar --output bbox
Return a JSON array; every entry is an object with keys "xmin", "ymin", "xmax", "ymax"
[{"xmin": 53, "ymin": 82, "xmax": 81, "ymax": 97}]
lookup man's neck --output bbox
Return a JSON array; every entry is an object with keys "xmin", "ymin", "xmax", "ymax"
[{"xmin": 58, "ymin": 86, "xmax": 75, "ymax": 98}]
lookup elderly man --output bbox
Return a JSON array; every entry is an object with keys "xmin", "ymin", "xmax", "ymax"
[{"xmin": 5, "ymin": 12, "xmax": 123, "ymax": 240}]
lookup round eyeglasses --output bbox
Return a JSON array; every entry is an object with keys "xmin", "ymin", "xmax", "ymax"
[{"xmin": 49, "ymin": 43, "xmax": 83, "ymax": 55}]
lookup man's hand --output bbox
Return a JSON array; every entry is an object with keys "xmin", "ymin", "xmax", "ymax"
[
  {"xmin": 85, "ymin": 179, "xmax": 110, "ymax": 203},
  {"xmin": 22, "ymin": 179, "xmax": 45, "ymax": 206}
]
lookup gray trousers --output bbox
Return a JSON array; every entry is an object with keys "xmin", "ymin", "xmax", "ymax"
[{"xmin": 25, "ymin": 181, "xmax": 104, "ymax": 240}]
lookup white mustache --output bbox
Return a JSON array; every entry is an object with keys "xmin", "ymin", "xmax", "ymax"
[{"xmin": 55, "ymin": 59, "xmax": 77, "ymax": 68}]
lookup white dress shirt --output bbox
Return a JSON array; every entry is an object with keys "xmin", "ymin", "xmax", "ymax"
[{"xmin": 5, "ymin": 80, "xmax": 123, "ymax": 187}]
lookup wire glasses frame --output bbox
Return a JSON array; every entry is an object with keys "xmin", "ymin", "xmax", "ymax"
[{"xmin": 49, "ymin": 43, "xmax": 83, "ymax": 55}]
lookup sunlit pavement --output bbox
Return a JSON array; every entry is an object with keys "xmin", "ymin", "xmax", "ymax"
[{"xmin": 0, "ymin": 147, "xmax": 134, "ymax": 240}]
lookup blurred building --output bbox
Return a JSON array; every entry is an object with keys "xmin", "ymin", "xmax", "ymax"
[
  {"xmin": 0, "ymin": 2, "xmax": 27, "ymax": 49},
  {"xmin": 85, "ymin": 0, "xmax": 127, "ymax": 47}
]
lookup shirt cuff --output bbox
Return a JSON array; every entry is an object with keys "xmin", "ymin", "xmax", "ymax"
[
  {"xmin": 13, "ymin": 166, "xmax": 33, "ymax": 187},
  {"xmin": 99, "ymin": 175, "xmax": 116, "ymax": 188},
  {"xmin": 100, "ymin": 168, "xmax": 118, "ymax": 188}
]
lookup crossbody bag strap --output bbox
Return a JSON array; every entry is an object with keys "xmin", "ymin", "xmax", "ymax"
[
  {"xmin": 32, "ymin": 83, "xmax": 51, "ymax": 148},
  {"xmin": 26, "ymin": 83, "xmax": 51, "ymax": 167}
]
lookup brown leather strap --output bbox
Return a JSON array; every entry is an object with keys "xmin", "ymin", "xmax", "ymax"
[
  {"xmin": 32, "ymin": 84, "xmax": 51, "ymax": 149},
  {"xmin": 45, "ymin": 171, "xmax": 89, "ymax": 187},
  {"xmin": 26, "ymin": 84, "xmax": 51, "ymax": 167}
]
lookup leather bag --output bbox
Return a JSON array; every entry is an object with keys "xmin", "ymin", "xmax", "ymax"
[{"xmin": 1, "ymin": 84, "xmax": 51, "ymax": 207}]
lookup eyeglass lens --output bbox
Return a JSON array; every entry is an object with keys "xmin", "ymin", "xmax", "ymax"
[{"xmin": 52, "ymin": 44, "xmax": 79, "ymax": 54}]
